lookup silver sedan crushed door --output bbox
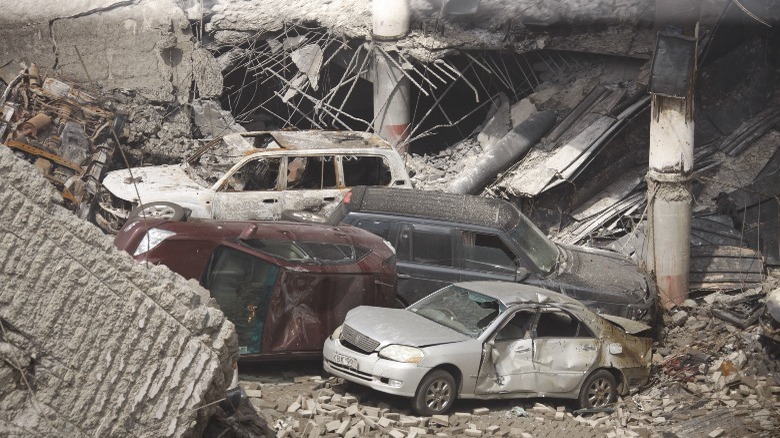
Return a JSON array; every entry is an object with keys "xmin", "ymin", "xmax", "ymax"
[
  {"xmin": 532, "ymin": 309, "xmax": 599, "ymax": 394},
  {"xmin": 475, "ymin": 309, "xmax": 537, "ymax": 395}
]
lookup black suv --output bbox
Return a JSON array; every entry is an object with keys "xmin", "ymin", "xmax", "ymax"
[{"xmin": 321, "ymin": 186, "xmax": 656, "ymax": 323}]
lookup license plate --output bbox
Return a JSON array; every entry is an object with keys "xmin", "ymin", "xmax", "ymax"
[{"xmin": 333, "ymin": 353, "xmax": 358, "ymax": 370}]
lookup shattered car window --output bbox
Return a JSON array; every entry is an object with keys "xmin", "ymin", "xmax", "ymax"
[
  {"xmin": 242, "ymin": 238, "xmax": 369, "ymax": 263},
  {"xmin": 411, "ymin": 229, "xmax": 453, "ymax": 266},
  {"xmin": 204, "ymin": 247, "xmax": 280, "ymax": 354},
  {"xmin": 410, "ymin": 285, "xmax": 506, "ymax": 337},
  {"xmin": 462, "ymin": 231, "xmax": 516, "ymax": 273},
  {"xmin": 535, "ymin": 310, "xmax": 594, "ymax": 338},
  {"xmin": 508, "ymin": 215, "xmax": 559, "ymax": 274},
  {"xmin": 286, "ymin": 156, "xmax": 337, "ymax": 189},
  {"xmin": 342, "ymin": 155, "xmax": 392, "ymax": 186},
  {"xmin": 225, "ymin": 157, "xmax": 281, "ymax": 191}
]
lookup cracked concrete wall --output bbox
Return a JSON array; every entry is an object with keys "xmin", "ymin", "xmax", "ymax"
[
  {"xmin": 0, "ymin": 0, "xmax": 222, "ymax": 102},
  {"xmin": 0, "ymin": 145, "xmax": 238, "ymax": 436}
]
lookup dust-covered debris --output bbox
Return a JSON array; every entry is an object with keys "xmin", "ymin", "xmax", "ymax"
[
  {"xmin": 230, "ymin": 272, "xmax": 780, "ymax": 438},
  {"xmin": 0, "ymin": 64, "xmax": 121, "ymax": 220},
  {"xmin": 0, "ymin": 145, "xmax": 239, "ymax": 437}
]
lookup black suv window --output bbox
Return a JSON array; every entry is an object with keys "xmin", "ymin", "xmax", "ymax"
[
  {"xmin": 398, "ymin": 226, "xmax": 453, "ymax": 266},
  {"xmin": 353, "ymin": 218, "xmax": 392, "ymax": 240},
  {"xmin": 461, "ymin": 231, "xmax": 516, "ymax": 274}
]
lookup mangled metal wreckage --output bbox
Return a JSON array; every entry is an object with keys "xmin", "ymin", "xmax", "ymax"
[
  {"xmin": 114, "ymin": 216, "xmax": 398, "ymax": 360},
  {"xmin": 323, "ymin": 281, "xmax": 652, "ymax": 416},
  {"xmin": 97, "ymin": 130, "xmax": 411, "ymax": 232},
  {"xmin": 0, "ymin": 64, "xmax": 121, "ymax": 219}
]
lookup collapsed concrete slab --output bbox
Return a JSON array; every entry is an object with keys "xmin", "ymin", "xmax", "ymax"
[
  {"xmin": 0, "ymin": 145, "xmax": 238, "ymax": 436},
  {"xmin": 0, "ymin": 0, "xmax": 222, "ymax": 103}
]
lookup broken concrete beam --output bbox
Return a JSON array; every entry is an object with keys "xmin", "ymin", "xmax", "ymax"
[
  {"xmin": 445, "ymin": 109, "xmax": 556, "ymax": 195},
  {"xmin": 431, "ymin": 415, "xmax": 450, "ymax": 426},
  {"xmin": 0, "ymin": 146, "xmax": 238, "ymax": 436},
  {"xmin": 325, "ymin": 419, "xmax": 342, "ymax": 432},
  {"xmin": 389, "ymin": 429, "xmax": 406, "ymax": 438},
  {"xmin": 510, "ymin": 98, "xmax": 538, "ymax": 127},
  {"xmin": 472, "ymin": 407, "xmax": 490, "ymax": 416},
  {"xmin": 245, "ymin": 389, "xmax": 263, "ymax": 398}
]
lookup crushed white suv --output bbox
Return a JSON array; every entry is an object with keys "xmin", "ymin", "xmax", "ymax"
[{"xmin": 96, "ymin": 130, "xmax": 412, "ymax": 232}]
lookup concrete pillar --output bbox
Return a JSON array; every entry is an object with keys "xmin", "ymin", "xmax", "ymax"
[
  {"xmin": 647, "ymin": 33, "xmax": 697, "ymax": 309},
  {"xmin": 372, "ymin": 0, "xmax": 411, "ymax": 154}
]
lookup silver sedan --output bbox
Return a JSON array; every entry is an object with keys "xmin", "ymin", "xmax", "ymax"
[{"xmin": 323, "ymin": 281, "xmax": 652, "ymax": 416}]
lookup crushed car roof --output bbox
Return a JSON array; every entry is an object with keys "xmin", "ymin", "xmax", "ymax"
[
  {"xmin": 346, "ymin": 186, "xmax": 523, "ymax": 232},
  {"xmin": 260, "ymin": 130, "xmax": 394, "ymax": 149},
  {"xmin": 452, "ymin": 281, "xmax": 587, "ymax": 307}
]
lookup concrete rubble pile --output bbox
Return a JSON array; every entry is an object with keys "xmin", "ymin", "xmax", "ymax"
[{"xmin": 0, "ymin": 145, "xmax": 239, "ymax": 436}]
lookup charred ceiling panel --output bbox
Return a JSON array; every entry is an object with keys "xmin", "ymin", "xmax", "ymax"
[
  {"xmin": 217, "ymin": 22, "xmax": 597, "ymax": 150},
  {"xmin": 604, "ymin": 215, "xmax": 765, "ymax": 292},
  {"xmin": 718, "ymin": 145, "xmax": 780, "ymax": 265},
  {"xmin": 489, "ymin": 80, "xmax": 649, "ymax": 200}
]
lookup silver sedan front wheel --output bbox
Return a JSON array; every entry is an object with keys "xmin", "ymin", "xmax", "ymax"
[{"xmin": 412, "ymin": 369, "xmax": 456, "ymax": 416}]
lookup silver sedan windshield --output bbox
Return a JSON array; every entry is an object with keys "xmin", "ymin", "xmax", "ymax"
[{"xmin": 410, "ymin": 285, "xmax": 506, "ymax": 338}]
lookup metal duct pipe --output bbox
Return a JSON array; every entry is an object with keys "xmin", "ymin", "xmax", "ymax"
[
  {"xmin": 373, "ymin": 0, "xmax": 410, "ymax": 39},
  {"xmin": 372, "ymin": 0, "xmax": 411, "ymax": 153},
  {"xmin": 445, "ymin": 109, "xmax": 556, "ymax": 195}
]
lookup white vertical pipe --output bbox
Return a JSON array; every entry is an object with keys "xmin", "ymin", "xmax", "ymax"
[
  {"xmin": 372, "ymin": 0, "xmax": 411, "ymax": 153},
  {"xmin": 649, "ymin": 96, "xmax": 694, "ymax": 309},
  {"xmin": 373, "ymin": 0, "xmax": 410, "ymax": 39}
]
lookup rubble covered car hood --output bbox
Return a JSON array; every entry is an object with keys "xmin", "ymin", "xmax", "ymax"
[
  {"xmin": 556, "ymin": 245, "xmax": 649, "ymax": 305},
  {"xmin": 343, "ymin": 306, "xmax": 471, "ymax": 348},
  {"xmin": 102, "ymin": 164, "xmax": 207, "ymax": 202}
]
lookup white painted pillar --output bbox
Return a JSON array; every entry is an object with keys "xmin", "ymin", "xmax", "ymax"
[
  {"xmin": 647, "ymin": 42, "xmax": 696, "ymax": 309},
  {"xmin": 372, "ymin": 0, "xmax": 411, "ymax": 153}
]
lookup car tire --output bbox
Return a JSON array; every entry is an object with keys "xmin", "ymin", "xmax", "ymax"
[
  {"xmin": 280, "ymin": 209, "xmax": 328, "ymax": 223},
  {"xmin": 412, "ymin": 369, "xmax": 457, "ymax": 416},
  {"xmin": 578, "ymin": 369, "xmax": 617, "ymax": 409},
  {"xmin": 130, "ymin": 202, "xmax": 187, "ymax": 222}
]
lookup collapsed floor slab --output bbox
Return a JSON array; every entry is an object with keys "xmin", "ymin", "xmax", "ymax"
[{"xmin": 0, "ymin": 145, "xmax": 238, "ymax": 436}]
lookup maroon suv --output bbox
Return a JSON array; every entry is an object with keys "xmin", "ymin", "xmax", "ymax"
[{"xmin": 115, "ymin": 218, "xmax": 397, "ymax": 360}]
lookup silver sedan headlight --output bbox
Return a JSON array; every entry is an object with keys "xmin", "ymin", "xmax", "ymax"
[
  {"xmin": 378, "ymin": 345, "xmax": 424, "ymax": 363},
  {"xmin": 330, "ymin": 325, "xmax": 343, "ymax": 341}
]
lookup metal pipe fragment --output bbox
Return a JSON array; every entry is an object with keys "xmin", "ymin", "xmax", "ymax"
[
  {"xmin": 445, "ymin": 109, "xmax": 556, "ymax": 195},
  {"xmin": 372, "ymin": 0, "xmax": 411, "ymax": 153}
]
